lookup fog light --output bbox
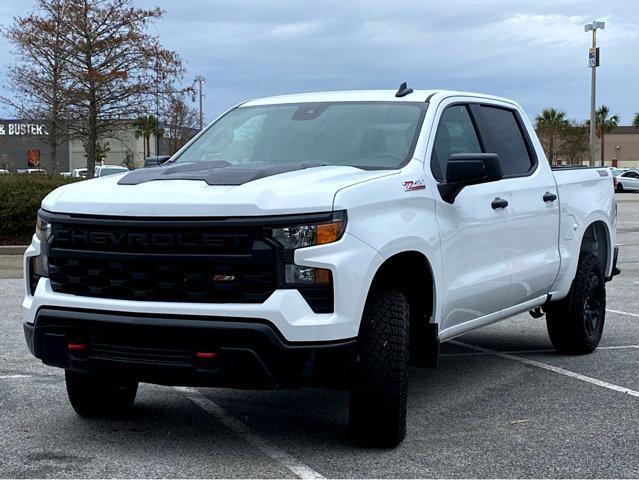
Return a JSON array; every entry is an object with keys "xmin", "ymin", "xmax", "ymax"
[
  {"xmin": 31, "ymin": 255, "xmax": 48, "ymax": 277},
  {"xmin": 285, "ymin": 265, "xmax": 331, "ymax": 284},
  {"xmin": 285, "ymin": 265, "xmax": 314, "ymax": 283}
]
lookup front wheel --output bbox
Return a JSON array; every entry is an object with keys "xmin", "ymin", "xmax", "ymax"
[
  {"xmin": 65, "ymin": 370, "xmax": 138, "ymax": 417},
  {"xmin": 546, "ymin": 252, "xmax": 606, "ymax": 354},
  {"xmin": 616, "ymin": 182, "xmax": 624, "ymax": 192},
  {"xmin": 349, "ymin": 290, "xmax": 410, "ymax": 448}
]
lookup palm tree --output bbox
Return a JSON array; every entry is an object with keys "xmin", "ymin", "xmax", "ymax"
[
  {"xmin": 595, "ymin": 105, "xmax": 620, "ymax": 166},
  {"xmin": 133, "ymin": 115, "xmax": 162, "ymax": 159},
  {"xmin": 633, "ymin": 113, "xmax": 639, "ymax": 128},
  {"xmin": 535, "ymin": 108, "xmax": 569, "ymax": 164}
]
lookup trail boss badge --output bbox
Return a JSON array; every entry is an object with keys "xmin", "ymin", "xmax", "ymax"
[{"xmin": 403, "ymin": 179, "xmax": 426, "ymax": 191}]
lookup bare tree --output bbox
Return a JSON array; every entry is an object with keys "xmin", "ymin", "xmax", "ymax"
[
  {"xmin": 63, "ymin": 0, "xmax": 183, "ymax": 177},
  {"xmin": 162, "ymin": 92, "xmax": 198, "ymax": 155},
  {"xmin": 1, "ymin": 0, "xmax": 73, "ymax": 174}
]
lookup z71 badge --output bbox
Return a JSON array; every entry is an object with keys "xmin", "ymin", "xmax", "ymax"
[{"xmin": 403, "ymin": 179, "xmax": 426, "ymax": 191}]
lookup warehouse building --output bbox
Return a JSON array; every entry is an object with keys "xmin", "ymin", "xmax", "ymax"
[
  {"xmin": 0, "ymin": 119, "xmax": 160, "ymax": 173},
  {"xmin": 0, "ymin": 120, "xmax": 69, "ymax": 172},
  {"xmin": 596, "ymin": 126, "xmax": 639, "ymax": 168}
]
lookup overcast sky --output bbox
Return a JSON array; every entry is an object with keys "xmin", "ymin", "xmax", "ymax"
[{"xmin": 1, "ymin": 0, "xmax": 638, "ymax": 124}]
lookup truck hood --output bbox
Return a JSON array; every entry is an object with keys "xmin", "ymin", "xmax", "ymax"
[{"xmin": 42, "ymin": 165, "xmax": 396, "ymax": 217}]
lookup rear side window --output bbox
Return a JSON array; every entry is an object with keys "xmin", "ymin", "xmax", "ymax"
[
  {"xmin": 622, "ymin": 171, "xmax": 639, "ymax": 178},
  {"xmin": 477, "ymin": 106, "xmax": 534, "ymax": 176},
  {"xmin": 431, "ymin": 105, "xmax": 482, "ymax": 181}
]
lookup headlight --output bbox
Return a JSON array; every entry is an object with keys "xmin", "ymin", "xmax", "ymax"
[
  {"xmin": 269, "ymin": 211, "xmax": 345, "ymax": 286},
  {"xmin": 32, "ymin": 215, "xmax": 52, "ymax": 277},
  {"xmin": 270, "ymin": 212, "xmax": 346, "ymax": 249},
  {"xmin": 36, "ymin": 216, "xmax": 51, "ymax": 243}
]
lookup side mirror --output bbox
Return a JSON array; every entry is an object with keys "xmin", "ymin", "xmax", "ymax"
[{"xmin": 437, "ymin": 153, "xmax": 502, "ymax": 203}]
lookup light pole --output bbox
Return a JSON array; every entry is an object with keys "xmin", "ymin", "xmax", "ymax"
[
  {"xmin": 584, "ymin": 20, "xmax": 605, "ymax": 166},
  {"xmin": 195, "ymin": 76, "xmax": 205, "ymax": 131}
]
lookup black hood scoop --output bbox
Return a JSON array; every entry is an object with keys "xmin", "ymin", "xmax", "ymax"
[{"xmin": 118, "ymin": 161, "xmax": 324, "ymax": 186}]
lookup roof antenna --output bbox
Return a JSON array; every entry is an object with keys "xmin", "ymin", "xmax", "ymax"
[{"xmin": 395, "ymin": 82, "xmax": 413, "ymax": 98}]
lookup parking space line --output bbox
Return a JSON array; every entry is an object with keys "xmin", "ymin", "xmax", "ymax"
[
  {"xmin": 450, "ymin": 340, "xmax": 639, "ymax": 398},
  {"xmin": 598, "ymin": 345, "xmax": 639, "ymax": 350},
  {"xmin": 607, "ymin": 309, "xmax": 639, "ymax": 318},
  {"xmin": 175, "ymin": 386, "xmax": 325, "ymax": 480},
  {"xmin": 440, "ymin": 344, "xmax": 639, "ymax": 357},
  {"xmin": 0, "ymin": 374, "xmax": 30, "ymax": 379},
  {"xmin": 440, "ymin": 349, "xmax": 553, "ymax": 357}
]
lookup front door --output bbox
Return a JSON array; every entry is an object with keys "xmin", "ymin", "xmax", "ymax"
[{"xmin": 431, "ymin": 102, "xmax": 512, "ymax": 331}]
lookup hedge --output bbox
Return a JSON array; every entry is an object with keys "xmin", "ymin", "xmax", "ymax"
[{"xmin": 0, "ymin": 175, "xmax": 80, "ymax": 245}]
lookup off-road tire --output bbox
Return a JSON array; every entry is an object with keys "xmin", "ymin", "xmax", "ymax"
[
  {"xmin": 65, "ymin": 370, "xmax": 138, "ymax": 417},
  {"xmin": 546, "ymin": 252, "xmax": 606, "ymax": 354},
  {"xmin": 349, "ymin": 290, "xmax": 410, "ymax": 447}
]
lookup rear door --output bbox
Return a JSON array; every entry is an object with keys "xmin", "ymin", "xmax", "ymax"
[{"xmin": 471, "ymin": 103, "xmax": 560, "ymax": 307}]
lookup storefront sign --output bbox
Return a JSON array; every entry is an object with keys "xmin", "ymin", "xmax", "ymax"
[{"xmin": 0, "ymin": 123, "xmax": 49, "ymax": 136}]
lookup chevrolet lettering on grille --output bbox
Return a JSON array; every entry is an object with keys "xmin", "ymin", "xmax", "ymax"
[{"xmin": 55, "ymin": 229, "xmax": 227, "ymax": 248}]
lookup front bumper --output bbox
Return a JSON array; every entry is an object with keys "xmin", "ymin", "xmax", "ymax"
[
  {"xmin": 23, "ymin": 231, "xmax": 383, "ymax": 343},
  {"xmin": 25, "ymin": 307, "xmax": 356, "ymax": 389}
]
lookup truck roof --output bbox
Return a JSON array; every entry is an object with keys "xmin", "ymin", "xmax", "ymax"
[{"xmin": 242, "ymin": 89, "xmax": 518, "ymax": 107}]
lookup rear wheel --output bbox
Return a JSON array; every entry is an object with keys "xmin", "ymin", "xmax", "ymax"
[
  {"xmin": 65, "ymin": 370, "xmax": 138, "ymax": 417},
  {"xmin": 616, "ymin": 182, "xmax": 624, "ymax": 192},
  {"xmin": 546, "ymin": 252, "xmax": 605, "ymax": 354},
  {"xmin": 349, "ymin": 290, "xmax": 410, "ymax": 448}
]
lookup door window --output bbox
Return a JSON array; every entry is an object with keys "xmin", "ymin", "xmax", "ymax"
[
  {"xmin": 431, "ymin": 105, "xmax": 482, "ymax": 181},
  {"xmin": 476, "ymin": 106, "xmax": 534, "ymax": 176}
]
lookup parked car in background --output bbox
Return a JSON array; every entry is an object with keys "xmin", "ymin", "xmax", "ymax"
[
  {"xmin": 70, "ymin": 166, "xmax": 129, "ymax": 178},
  {"xmin": 95, "ymin": 165, "xmax": 129, "ymax": 177},
  {"xmin": 144, "ymin": 155, "xmax": 171, "ymax": 167},
  {"xmin": 60, "ymin": 172, "xmax": 72, "ymax": 177},
  {"xmin": 0, "ymin": 169, "xmax": 10, "ymax": 175},
  {"xmin": 17, "ymin": 168, "xmax": 46, "ymax": 174},
  {"xmin": 615, "ymin": 169, "xmax": 639, "ymax": 192}
]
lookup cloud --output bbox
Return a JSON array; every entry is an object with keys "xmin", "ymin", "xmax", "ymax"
[{"xmin": 0, "ymin": 0, "xmax": 637, "ymax": 124}]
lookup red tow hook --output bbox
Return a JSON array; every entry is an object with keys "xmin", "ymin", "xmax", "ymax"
[
  {"xmin": 67, "ymin": 342, "xmax": 88, "ymax": 352},
  {"xmin": 195, "ymin": 351, "xmax": 218, "ymax": 360}
]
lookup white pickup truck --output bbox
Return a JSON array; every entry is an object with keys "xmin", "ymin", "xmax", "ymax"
[{"xmin": 23, "ymin": 86, "xmax": 619, "ymax": 447}]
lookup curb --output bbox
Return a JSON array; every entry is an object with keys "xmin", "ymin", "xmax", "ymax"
[{"xmin": 0, "ymin": 245, "xmax": 27, "ymax": 255}]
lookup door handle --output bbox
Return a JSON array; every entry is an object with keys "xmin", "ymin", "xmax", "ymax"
[
  {"xmin": 491, "ymin": 197, "xmax": 508, "ymax": 209},
  {"xmin": 543, "ymin": 191, "xmax": 557, "ymax": 202}
]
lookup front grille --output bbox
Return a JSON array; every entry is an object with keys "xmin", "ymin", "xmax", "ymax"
[
  {"xmin": 42, "ymin": 211, "xmax": 336, "ymax": 313},
  {"xmin": 47, "ymin": 219, "xmax": 277, "ymax": 304}
]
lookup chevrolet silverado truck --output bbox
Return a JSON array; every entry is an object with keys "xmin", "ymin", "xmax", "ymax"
[{"xmin": 23, "ymin": 86, "xmax": 619, "ymax": 447}]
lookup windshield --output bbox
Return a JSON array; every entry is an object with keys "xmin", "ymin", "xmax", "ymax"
[{"xmin": 173, "ymin": 102, "xmax": 427, "ymax": 169}]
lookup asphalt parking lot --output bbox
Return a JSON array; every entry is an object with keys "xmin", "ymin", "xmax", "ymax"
[{"xmin": 1, "ymin": 193, "xmax": 638, "ymax": 479}]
